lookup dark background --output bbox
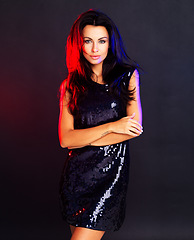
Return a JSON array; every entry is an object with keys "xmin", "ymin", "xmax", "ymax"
[{"xmin": 0, "ymin": 0, "xmax": 194, "ymax": 239}]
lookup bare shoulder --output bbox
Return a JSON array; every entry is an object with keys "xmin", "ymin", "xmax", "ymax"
[
  {"xmin": 60, "ymin": 79, "xmax": 68, "ymax": 94},
  {"xmin": 60, "ymin": 79, "xmax": 71, "ymax": 105},
  {"xmin": 128, "ymin": 69, "xmax": 140, "ymax": 90}
]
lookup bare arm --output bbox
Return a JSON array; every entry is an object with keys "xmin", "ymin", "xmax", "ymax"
[
  {"xmin": 58, "ymin": 70, "xmax": 142, "ymax": 149},
  {"xmin": 90, "ymin": 69, "xmax": 142, "ymax": 146},
  {"xmin": 58, "ymin": 82, "xmax": 113, "ymax": 148}
]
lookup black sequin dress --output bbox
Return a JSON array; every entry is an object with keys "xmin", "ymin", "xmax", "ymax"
[{"xmin": 59, "ymin": 69, "xmax": 135, "ymax": 232}]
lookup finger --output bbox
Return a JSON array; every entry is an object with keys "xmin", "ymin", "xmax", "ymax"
[
  {"xmin": 129, "ymin": 122, "xmax": 143, "ymax": 133},
  {"xmin": 129, "ymin": 119, "xmax": 143, "ymax": 129},
  {"xmin": 130, "ymin": 126, "xmax": 143, "ymax": 135},
  {"xmin": 129, "ymin": 112, "xmax": 135, "ymax": 119},
  {"xmin": 129, "ymin": 127, "xmax": 143, "ymax": 135},
  {"xmin": 125, "ymin": 114, "xmax": 135, "ymax": 120},
  {"xmin": 128, "ymin": 130, "xmax": 141, "ymax": 137}
]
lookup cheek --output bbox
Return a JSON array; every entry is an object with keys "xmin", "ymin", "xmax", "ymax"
[
  {"xmin": 103, "ymin": 46, "xmax": 109, "ymax": 57},
  {"xmin": 102, "ymin": 44, "xmax": 109, "ymax": 53},
  {"xmin": 82, "ymin": 46, "xmax": 86, "ymax": 53},
  {"xmin": 82, "ymin": 44, "xmax": 90, "ymax": 54},
  {"xmin": 82, "ymin": 52, "xmax": 88, "ymax": 60}
]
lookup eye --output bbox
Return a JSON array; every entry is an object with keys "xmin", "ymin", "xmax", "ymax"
[
  {"xmin": 84, "ymin": 39, "xmax": 92, "ymax": 44},
  {"xmin": 99, "ymin": 40, "xmax": 106, "ymax": 44}
]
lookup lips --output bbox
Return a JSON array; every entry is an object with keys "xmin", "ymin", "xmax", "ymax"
[{"xmin": 90, "ymin": 55, "xmax": 100, "ymax": 60}]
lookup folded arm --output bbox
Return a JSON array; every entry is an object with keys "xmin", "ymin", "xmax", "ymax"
[
  {"xmin": 90, "ymin": 69, "xmax": 142, "ymax": 146},
  {"xmin": 58, "ymin": 70, "xmax": 142, "ymax": 149}
]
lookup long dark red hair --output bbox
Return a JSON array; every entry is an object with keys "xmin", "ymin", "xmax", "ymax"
[{"xmin": 60, "ymin": 9, "xmax": 138, "ymax": 115}]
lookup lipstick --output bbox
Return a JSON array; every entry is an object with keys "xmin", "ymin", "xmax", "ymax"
[{"xmin": 90, "ymin": 55, "xmax": 100, "ymax": 60}]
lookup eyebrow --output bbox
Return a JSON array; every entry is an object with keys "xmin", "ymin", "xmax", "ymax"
[{"xmin": 83, "ymin": 37, "xmax": 108, "ymax": 40}]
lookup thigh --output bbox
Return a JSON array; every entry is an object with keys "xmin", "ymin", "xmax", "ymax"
[{"xmin": 70, "ymin": 226, "xmax": 105, "ymax": 240}]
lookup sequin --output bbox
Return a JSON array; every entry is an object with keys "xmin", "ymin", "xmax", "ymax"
[
  {"xmin": 111, "ymin": 101, "xmax": 117, "ymax": 108},
  {"xmin": 59, "ymin": 70, "xmax": 134, "ymax": 232}
]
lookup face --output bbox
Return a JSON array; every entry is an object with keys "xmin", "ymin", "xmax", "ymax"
[{"xmin": 82, "ymin": 25, "xmax": 109, "ymax": 66}]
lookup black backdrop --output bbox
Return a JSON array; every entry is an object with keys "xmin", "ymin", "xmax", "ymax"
[{"xmin": 1, "ymin": 0, "xmax": 194, "ymax": 239}]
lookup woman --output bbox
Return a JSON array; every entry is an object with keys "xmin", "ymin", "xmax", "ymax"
[{"xmin": 58, "ymin": 9, "xmax": 143, "ymax": 240}]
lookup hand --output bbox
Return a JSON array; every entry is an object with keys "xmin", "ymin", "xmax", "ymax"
[{"xmin": 111, "ymin": 113, "xmax": 143, "ymax": 137}]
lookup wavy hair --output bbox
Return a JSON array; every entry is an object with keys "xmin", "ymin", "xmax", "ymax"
[{"xmin": 60, "ymin": 9, "xmax": 139, "ymax": 115}]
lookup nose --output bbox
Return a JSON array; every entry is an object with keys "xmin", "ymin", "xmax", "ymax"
[{"xmin": 92, "ymin": 42, "xmax": 98, "ymax": 53}]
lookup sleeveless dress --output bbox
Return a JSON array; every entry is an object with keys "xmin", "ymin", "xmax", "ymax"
[{"xmin": 59, "ymin": 69, "xmax": 135, "ymax": 232}]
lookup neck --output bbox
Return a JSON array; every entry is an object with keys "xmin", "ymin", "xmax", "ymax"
[{"xmin": 91, "ymin": 63, "xmax": 103, "ymax": 83}]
